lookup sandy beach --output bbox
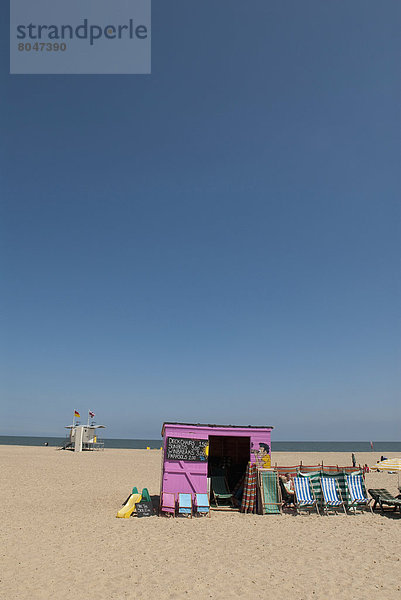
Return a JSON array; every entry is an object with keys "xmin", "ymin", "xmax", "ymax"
[{"xmin": 1, "ymin": 446, "xmax": 400, "ymax": 600}]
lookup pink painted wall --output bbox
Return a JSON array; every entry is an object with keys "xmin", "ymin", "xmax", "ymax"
[{"xmin": 161, "ymin": 423, "xmax": 273, "ymax": 496}]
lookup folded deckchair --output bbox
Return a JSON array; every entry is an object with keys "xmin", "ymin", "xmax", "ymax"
[
  {"xmin": 346, "ymin": 474, "xmax": 373, "ymax": 513},
  {"xmin": 240, "ymin": 462, "xmax": 257, "ymax": 514},
  {"xmin": 211, "ymin": 475, "xmax": 234, "ymax": 508},
  {"xmin": 160, "ymin": 492, "xmax": 175, "ymax": 516},
  {"xmin": 178, "ymin": 493, "xmax": 193, "ymax": 518},
  {"xmin": 293, "ymin": 477, "xmax": 319, "ymax": 515},
  {"xmin": 258, "ymin": 470, "xmax": 281, "ymax": 514},
  {"xmin": 320, "ymin": 477, "xmax": 347, "ymax": 515},
  {"xmin": 368, "ymin": 489, "xmax": 401, "ymax": 514},
  {"xmin": 194, "ymin": 493, "xmax": 210, "ymax": 517}
]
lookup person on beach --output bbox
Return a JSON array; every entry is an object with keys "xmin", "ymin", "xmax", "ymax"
[
  {"xmin": 351, "ymin": 453, "xmax": 356, "ymax": 467},
  {"xmin": 283, "ymin": 473, "xmax": 294, "ymax": 494},
  {"xmin": 280, "ymin": 473, "xmax": 295, "ymax": 506}
]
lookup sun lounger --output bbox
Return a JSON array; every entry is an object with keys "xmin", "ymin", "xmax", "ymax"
[
  {"xmin": 368, "ymin": 489, "xmax": 401, "ymax": 514},
  {"xmin": 320, "ymin": 477, "xmax": 347, "ymax": 515},
  {"xmin": 346, "ymin": 474, "xmax": 373, "ymax": 513},
  {"xmin": 293, "ymin": 477, "xmax": 320, "ymax": 515},
  {"xmin": 258, "ymin": 470, "xmax": 281, "ymax": 514},
  {"xmin": 178, "ymin": 493, "xmax": 193, "ymax": 517},
  {"xmin": 194, "ymin": 493, "xmax": 210, "ymax": 517},
  {"xmin": 160, "ymin": 492, "xmax": 176, "ymax": 516},
  {"xmin": 211, "ymin": 475, "xmax": 234, "ymax": 508}
]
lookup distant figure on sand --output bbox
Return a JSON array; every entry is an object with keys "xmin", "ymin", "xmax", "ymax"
[{"xmin": 351, "ymin": 453, "xmax": 356, "ymax": 467}]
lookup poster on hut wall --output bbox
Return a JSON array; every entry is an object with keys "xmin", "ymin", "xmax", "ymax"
[
  {"xmin": 251, "ymin": 442, "xmax": 271, "ymax": 468},
  {"xmin": 166, "ymin": 437, "xmax": 209, "ymax": 462}
]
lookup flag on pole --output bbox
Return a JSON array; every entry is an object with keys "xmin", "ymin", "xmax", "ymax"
[
  {"xmin": 89, "ymin": 411, "xmax": 95, "ymax": 418},
  {"xmin": 74, "ymin": 410, "xmax": 81, "ymax": 418}
]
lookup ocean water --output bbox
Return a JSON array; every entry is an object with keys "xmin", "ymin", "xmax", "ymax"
[
  {"xmin": 0, "ymin": 436, "xmax": 400, "ymax": 452},
  {"xmin": 0, "ymin": 436, "xmax": 162, "ymax": 449},
  {"xmin": 272, "ymin": 441, "xmax": 401, "ymax": 452}
]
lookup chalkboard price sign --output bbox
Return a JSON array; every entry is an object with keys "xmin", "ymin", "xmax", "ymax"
[
  {"xmin": 136, "ymin": 501, "xmax": 153, "ymax": 517},
  {"xmin": 166, "ymin": 437, "xmax": 208, "ymax": 462}
]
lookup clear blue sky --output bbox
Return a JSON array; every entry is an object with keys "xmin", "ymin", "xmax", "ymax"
[{"xmin": 1, "ymin": 1, "xmax": 400, "ymax": 440}]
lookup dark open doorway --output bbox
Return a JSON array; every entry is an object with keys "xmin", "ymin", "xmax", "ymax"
[{"xmin": 207, "ymin": 435, "xmax": 250, "ymax": 506}]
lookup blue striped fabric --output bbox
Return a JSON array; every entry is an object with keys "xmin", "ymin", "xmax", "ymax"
[
  {"xmin": 178, "ymin": 493, "xmax": 192, "ymax": 514},
  {"xmin": 347, "ymin": 475, "xmax": 366, "ymax": 503},
  {"xmin": 294, "ymin": 477, "xmax": 314, "ymax": 505},
  {"xmin": 195, "ymin": 493, "xmax": 209, "ymax": 513},
  {"xmin": 321, "ymin": 478, "xmax": 341, "ymax": 505}
]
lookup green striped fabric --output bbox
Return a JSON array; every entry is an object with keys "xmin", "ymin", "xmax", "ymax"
[
  {"xmin": 260, "ymin": 470, "xmax": 281, "ymax": 514},
  {"xmin": 335, "ymin": 472, "xmax": 349, "ymax": 505}
]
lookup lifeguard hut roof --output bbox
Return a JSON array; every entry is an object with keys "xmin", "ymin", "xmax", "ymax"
[
  {"xmin": 64, "ymin": 425, "xmax": 106, "ymax": 429},
  {"xmin": 161, "ymin": 422, "xmax": 273, "ymax": 436}
]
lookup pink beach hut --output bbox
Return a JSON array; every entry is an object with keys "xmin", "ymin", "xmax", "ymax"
[{"xmin": 160, "ymin": 422, "xmax": 273, "ymax": 507}]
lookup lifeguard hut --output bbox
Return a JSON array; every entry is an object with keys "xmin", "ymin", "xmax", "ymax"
[{"xmin": 61, "ymin": 410, "xmax": 105, "ymax": 451}]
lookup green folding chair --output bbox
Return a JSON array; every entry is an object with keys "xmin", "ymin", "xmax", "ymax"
[{"xmin": 211, "ymin": 475, "xmax": 234, "ymax": 507}]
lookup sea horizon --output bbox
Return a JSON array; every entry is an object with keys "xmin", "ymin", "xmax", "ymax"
[{"xmin": 0, "ymin": 435, "xmax": 400, "ymax": 453}]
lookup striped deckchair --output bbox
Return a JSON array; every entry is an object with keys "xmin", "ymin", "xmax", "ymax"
[
  {"xmin": 178, "ymin": 493, "xmax": 193, "ymax": 518},
  {"xmin": 299, "ymin": 470, "xmax": 359, "ymax": 510},
  {"xmin": 335, "ymin": 471, "xmax": 351, "ymax": 508},
  {"xmin": 346, "ymin": 474, "xmax": 373, "ymax": 513},
  {"xmin": 320, "ymin": 477, "xmax": 347, "ymax": 515},
  {"xmin": 241, "ymin": 462, "xmax": 257, "ymax": 514},
  {"xmin": 299, "ymin": 471, "xmax": 322, "ymax": 506},
  {"xmin": 293, "ymin": 477, "xmax": 320, "ymax": 515},
  {"xmin": 258, "ymin": 469, "xmax": 281, "ymax": 514}
]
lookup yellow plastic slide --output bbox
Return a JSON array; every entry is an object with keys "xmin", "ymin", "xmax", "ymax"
[{"xmin": 116, "ymin": 493, "xmax": 142, "ymax": 518}]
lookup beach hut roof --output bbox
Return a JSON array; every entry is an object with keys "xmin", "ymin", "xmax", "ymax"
[{"xmin": 161, "ymin": 422, "xmax": 274, "ymax": 436}]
